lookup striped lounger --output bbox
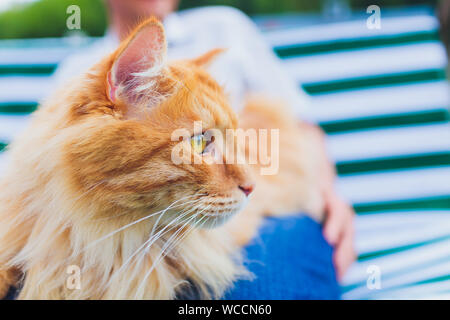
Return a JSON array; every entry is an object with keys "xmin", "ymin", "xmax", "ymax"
[{"xmin": 0, "ymin": 11, "xmax": 449, "ymax": 299}]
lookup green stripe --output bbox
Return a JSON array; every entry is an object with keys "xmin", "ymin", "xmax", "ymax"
[
  {"xmin": 412, "ymin": 274, "xmax": 450, "ymax": 286},
  {"xmin": 275, "ymin": 31, "xmax": 439, "ymax": 58},
  {"xmin": 337, "ymin": 152, "xmax": 450, "ymax": 176},
  {"xmin": 302, "ymin": 69, "xmax": 446, "ymax": 95},
  {"xmin": 320, "ymin": 109, "xmax": 450, "ymax": 134},
  {"xmin": 0, "ymin": 102, "xmax": 38, "ymax": 114},
  {"xmin": 0, "ymin": 142, "xmax": 6, "ymax": 152},
  {"xmin": 354, "ymin": 195, "xmax": 450, "ymax": 214},
  {"xmin": 358, "ymin": 234, "xmax": 450, "ymax": 261},
  {"xmin": 0, "ymin": 64, "xmax": 57, "ymax": 76}
]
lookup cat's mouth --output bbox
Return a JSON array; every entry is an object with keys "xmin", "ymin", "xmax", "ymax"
[{"xmin": 156, "ymin": 193, "xmax": 248, "ymax": 230}]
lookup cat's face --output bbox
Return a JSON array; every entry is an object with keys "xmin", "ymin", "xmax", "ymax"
[{"xmin": 64, "ymin": 18, "xmax": 253, "ymax": 229}]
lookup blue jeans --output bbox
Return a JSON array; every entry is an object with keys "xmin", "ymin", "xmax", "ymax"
[{"xmin": 223, "ymin": 215, "xmax": 341, "ymax": 300}]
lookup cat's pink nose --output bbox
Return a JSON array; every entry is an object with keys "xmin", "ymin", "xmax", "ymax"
[{"xmin": 239, "ymin": 184, "xmax": 254, "ymax": 197}]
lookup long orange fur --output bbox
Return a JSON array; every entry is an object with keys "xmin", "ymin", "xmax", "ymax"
[{"xmin": 0, "ymin": 18, "xmax": 323, "ymax": 299}]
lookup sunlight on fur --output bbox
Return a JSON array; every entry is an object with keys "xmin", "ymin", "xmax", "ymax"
[{"xmin": 0, "ymin": 18, "xmax": 323, "ymax": 299}]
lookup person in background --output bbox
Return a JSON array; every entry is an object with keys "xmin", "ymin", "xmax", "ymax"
[
  {"xmin": 439, "ymin": 0, "xmax": 449, "ymax": 67},
  {"xmin": 54, "ymin": 0, "xmax": 355, "ymax": 298}
]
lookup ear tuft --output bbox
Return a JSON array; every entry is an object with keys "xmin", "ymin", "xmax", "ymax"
[{"xmin": 108, "ymin": 17, "xmax": 167, "ymax": 104}]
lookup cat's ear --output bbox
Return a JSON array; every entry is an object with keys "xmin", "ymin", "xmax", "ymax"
[
  {"xmin": 191, "ymin": 48, "xmax": 226, "ymax": 67},
  {"xmin": 107, "ymin": 17, "xmax": 167, "ymax": 104}
]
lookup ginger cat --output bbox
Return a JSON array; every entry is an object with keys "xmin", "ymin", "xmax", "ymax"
[{"xmin": 0, "ymin": 18, "xmax": 323, "ymax": 300}]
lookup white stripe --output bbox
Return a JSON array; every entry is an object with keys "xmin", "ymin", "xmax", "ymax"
[
  {"xmin": 0, "ymin": 115, "xmax": 31, "ymax": 141},
  {"xmin": 3, "ymin": 78, "xmax": 444, "ymax": 123},
  {"xmin": 342, "ymin": 239, "xmax": 450, "ymax": 288},
  {"xmin": 327, "ymin": 124, "xmax": 450, "ymax": 162},
  {"xmin": 355, "ymin": 211, "xmax": 450, "ymax": 254},
  {"xmin": 0, "ymin": 37, "xmax": 95, "ymax": 64},
  {"xmin": 0, "ymin": 76, "xmax": 52, "ymax": 102},
  {"xmin": 307, "ymin": 81, "xmax": 450, "ymax": 122},
  {"xmin": 369, "ymin": 281, "xmax": 450, "ymax": 299},
  {"xmin": 337, "ymin": 167, "xmax": 450, "ymax": 204},
  {"xmin": 265, "ymin": 15, "xmax": 439, "ymax": 47},
  {"xmin": 283, "ymin": 42, "xmax": 447, "ymax": 83},
  {"xmin": 343, "ymin": 260, "xmax": 450, "ymax": 299},
  {"xmin": 0, "ymin": 47, "xmax": 69, "ymax": 65},
  {"xmin": 356, "ymin": 211, "xmax": 450, "ymax": 231}
]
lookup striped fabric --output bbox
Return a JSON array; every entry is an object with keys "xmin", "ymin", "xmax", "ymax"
[
  {"xmin": 265, "ymin": 14, "xmax": 450, "ymax": 299},
  {"xmin": 0, "ymin": 12, "xmax": 449, "ymax": 299}
]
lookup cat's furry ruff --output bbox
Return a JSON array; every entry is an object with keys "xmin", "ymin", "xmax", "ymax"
[{"xmin": 0, "ymin": 18, "xmax": 323, "ymax": 299}]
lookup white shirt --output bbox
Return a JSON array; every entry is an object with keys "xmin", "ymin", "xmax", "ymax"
[{"xmin": 53, "ymin": 6, "xmax": 310, "ymax": 119}]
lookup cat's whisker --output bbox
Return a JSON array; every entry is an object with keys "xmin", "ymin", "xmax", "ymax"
[
  {"xmin": 147, "ymin": 210, "xmax": 212, "ymax": 287},
  {"xmin": 71, "ymin": 179, "xmax": 110, "ymax": 205},
  {"xmin": 139, "ymin": 204, "xmax": 200, "ymax": 260},
  {"xmin": 42, "ymin": 195, "xmax": 203, "ymax": 279},
  {"xmin": 105, "ymin": 195, "xmax": 208, "ymax": 288},
  {"xmin": 163, "ymin": 211, "xmax": 210, "ymax": 262},
  {"xmin": 144, "ymin": 199, "xmax": 207, "ymax": 247},
  {"xmin": 148, "ymin": 195, "xmax": 200, "ymax": 238},
  {"xmin": 134, "ymin": 206, "xmax": 208, "ymax": 298},
  {"xmin": 84, "ymin": 194, "xmax": 202, "ymax": 251},
  {"xmin": 94, "ymin": 199, "xmax": 197, "ymax": 222},
  {"xmin": 145, "ymin": 206, "xmax": 196, "ymax": 251},
  {"xmin": 135, "ymin": 204, "xmax": 212, "ymax": 297},
  {"xmin": 147, "ymin": 194, "xmax": 189, "ymax": 241},
  {"xmin": 105, "ymin": 207, "xmax": 196, "ymax": 288}
]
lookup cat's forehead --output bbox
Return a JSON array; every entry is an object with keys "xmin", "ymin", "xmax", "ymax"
[{"xmin": 164, "ymin": 63, "xmax": 238, "ymax": 130}]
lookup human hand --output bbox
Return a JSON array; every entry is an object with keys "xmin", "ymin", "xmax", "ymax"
[
  {"xmin": 323, "ymin": 191, "xmax": 356, "ymax": 280},
  {"xmin": 298, "ymin": 121, "xmax": 356, "ymax": 279}
]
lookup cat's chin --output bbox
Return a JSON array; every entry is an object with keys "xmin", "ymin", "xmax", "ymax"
[
  {"xmin": 195, "ymin": 198, "xmax": 248, "ymax": 229},
  {"xmin": 194, "ymin": 210, "xmax": 238, "ymax": 229}
]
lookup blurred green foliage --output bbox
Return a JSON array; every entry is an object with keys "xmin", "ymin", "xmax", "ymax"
[
  {"xmin": 0, "ymin": 0, "xmax": 440, "ymax": 39},
  {"xmin": 180, "ymin": 0, "xmax": 438, "ymax": 13},
  {"xmin": 0, "ymin": 0, "xmax": 107, "ymax": 39},
  {"xmin": 350, "ymin": 0, "xmax": 437, "ymax": 7},
  {"xmin": 179, "ymin": 0, "xmax": 321, "ymax": 13}
]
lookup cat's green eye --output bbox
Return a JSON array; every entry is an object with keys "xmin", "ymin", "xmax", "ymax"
[{"xmin": 191, "ymin": 134, "xmax": 207, "ymax": 154}]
